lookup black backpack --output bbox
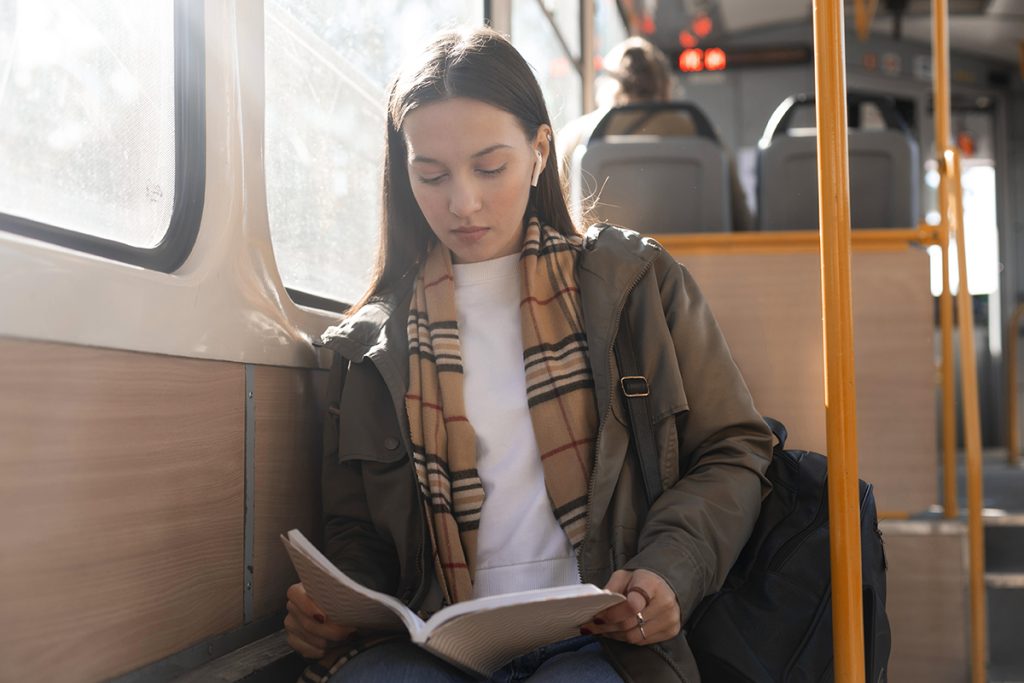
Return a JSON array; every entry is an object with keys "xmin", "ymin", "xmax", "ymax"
[
  {"xmin": 684, "ymin": 418, "xmax": 891, "ymax": 682},
  {"xmin": 615, "ymin": 331, "xmax": 891, "ymax": 682}
]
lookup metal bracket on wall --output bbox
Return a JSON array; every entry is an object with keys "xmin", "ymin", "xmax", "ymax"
[{"xmin": 244, "ymin": 364, "xmax": 256, "ymax": 623}]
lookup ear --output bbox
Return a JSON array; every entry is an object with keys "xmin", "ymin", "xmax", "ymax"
[
  {"xmin": 533, "ymin": 124, "xmax": 553, "ymax": 167},
  {"xmin": 530, "ymin": 124, "xmax": 554, "ymax": 187}
]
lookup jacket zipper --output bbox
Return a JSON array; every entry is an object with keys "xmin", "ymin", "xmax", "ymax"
[{"xmin": 578, "ymin": 258, "xmax": 655, "ymax": 583}]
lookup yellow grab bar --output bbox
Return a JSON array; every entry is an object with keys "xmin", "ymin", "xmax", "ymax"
[
  {"xmin": 811, "ymin": 0, "xmax": 865, "ymax": 680},
  {"xmin": 932, "ymin": 0, "xmax": 959, "ymax": 519},
  {"xmin": 653, "ymin": 225, "xmax": 938, "ymax": 254},
  {"xmin": 854, "ymin": 0, "xmax": 880, "ymax": 41},
  {"xmin": 945, "ymin": 148, "xmax": 989, "ymax": 683},
  {"xmin": 933, "ymin": 3, "xmax": 986, "ymax": 679}
]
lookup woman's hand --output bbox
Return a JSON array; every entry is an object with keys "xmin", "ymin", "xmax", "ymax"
[
  {"xmin": 581, "ymin": 569, "xmax": 681, "ymax": 645},
  {"xmin": 284, "ymin": 583, "xmax": 356, "ymax": 659}
]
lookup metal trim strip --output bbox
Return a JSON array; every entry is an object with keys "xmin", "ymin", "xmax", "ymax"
[{"xmin": 244, "ymin": 364, "xmax": 256, "ymax": 623}]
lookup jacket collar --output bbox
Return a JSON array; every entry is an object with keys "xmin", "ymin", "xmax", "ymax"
[
  {"xmin": 319, "ymin": 272, "xmax": 414, "ymax": 366},
  {"xmin": 319, "ymin": 225, "xmax": 660, "ymax": 388}
]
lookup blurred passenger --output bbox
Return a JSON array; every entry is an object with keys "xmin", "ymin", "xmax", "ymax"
[{"xmin": 558, "ymin": 37, "xmax": 753, "ymax": 230}]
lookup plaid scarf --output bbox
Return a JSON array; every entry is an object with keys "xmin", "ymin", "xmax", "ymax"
[{"xmin": 405, "ymin": 218, "xmax": 598, "ymax": 604}]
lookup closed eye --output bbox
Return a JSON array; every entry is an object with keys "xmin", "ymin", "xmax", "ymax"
[
  {"xmin": 417, "ymin": 173, "xmax": 447, "ymax": 185},
  {"xmin": 478, "ymin": 165, "xmax": 507, "ymax": 177}
]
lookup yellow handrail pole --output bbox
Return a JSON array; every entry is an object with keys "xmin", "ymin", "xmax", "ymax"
[
  {"xmin": 811, "ymin": 1, "xmax": 865, "ymax": 681},
  {"xmin": 932, "ymin": 0, "xmax": 959, "ymax": 519},
  {"xmin": 946, "ymin": 148, "xmax": 989, "ymax": 683},
  {"xmin": 1008, "ymin": 303, "xmax": 1024, "ymax": 466},
  {"xmin": 854, "ymin": 0, "xmax": 880, "ymax": 41}
]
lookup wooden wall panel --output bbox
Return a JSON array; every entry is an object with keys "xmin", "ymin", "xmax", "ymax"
[
  {"xmin": 880, "ymin": 521, "xmax": 970, "ymax": 682},
  {"xmin": 0, "ymin": 338, "xmax": 244, "ymax": 682},
  {"xmin": 673, "ymin": 248, "xmax": 937, "ymax": 513},
  {"xmin": 251, "ymin": 366, "xmax": 322, "ymax": 619}
]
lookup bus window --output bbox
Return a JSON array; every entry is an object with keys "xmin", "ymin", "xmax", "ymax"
[
  {"xmin": 512, "ymin": 1, "xmax": 582, "ymax": 130},
  {"xmin": 0, "ymin": 1, "xmax": 180, "ymax": 253},
  {"xmin": 593, "ymin": 0, "xmax": 628, "ymax": 69},
  {"xmin": 264, "ymin": 0, "xmax": 483, "ymax": 306}
]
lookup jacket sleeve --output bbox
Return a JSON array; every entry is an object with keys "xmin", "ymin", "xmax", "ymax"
[
  {"xmin": 320, "ymin": 352, "xmax": 402, "ymax": 595},
  {"xmin": 623, "ymin": 251, "xmax": 772, "ymax": 620}
]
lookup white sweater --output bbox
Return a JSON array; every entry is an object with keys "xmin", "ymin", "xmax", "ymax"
[{"xmin": 452, "ymin": 254, "xmax": 581, "ymax": 599}]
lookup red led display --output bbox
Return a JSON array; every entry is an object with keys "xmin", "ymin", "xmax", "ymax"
[
  {"xmin": 693, "ymin": 15, "xmax": 713, "ymax": 38},
  {"xmin": 705, "ymin": 47, "xmax": 727, "ymax": 71},
  {"xmin": 677, "ymin": 48, "xmax": 728, "ymax": 73},
  {"xmin": 679, "ymin": 48, "xmax": 705, "ymax": 72}
]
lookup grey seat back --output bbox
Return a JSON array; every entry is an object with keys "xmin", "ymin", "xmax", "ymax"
[
  {"xmin": 576, "ymin": 135, "xmax": 731, "ymax": 233},
  {"xmin": 757, "ymin": 94, "xmax": 920, "ymax": 230},
  {"xmin": 758, "ymin": 131, "xmax": 920, "ymax": 230}
]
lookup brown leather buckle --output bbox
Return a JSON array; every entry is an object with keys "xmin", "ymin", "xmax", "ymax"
[{"xmin": 620, "ymin": 376, "xmax": 650, "ymax": 398}]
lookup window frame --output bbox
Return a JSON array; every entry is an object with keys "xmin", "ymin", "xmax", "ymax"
[{"xmin": 0, "ymin": 0, "xmax": 206, "ymax": 273}]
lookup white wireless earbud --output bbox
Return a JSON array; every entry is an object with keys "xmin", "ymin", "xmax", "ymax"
[{"xmin": 531, "ymin": 150, "xmax": 544, "ymax": 187}]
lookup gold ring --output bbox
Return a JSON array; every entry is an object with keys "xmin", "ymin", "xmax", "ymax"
[{"xmin": 636, "ymin": 611, "xmax": 647, "ymax": 639}]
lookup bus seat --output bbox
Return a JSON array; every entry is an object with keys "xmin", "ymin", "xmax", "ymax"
[
  {"xmin": 757, "ymin": 93, "xmax": 920, "ymax": 231},
  {"xmin": 573, "ymin": 103, "xmax": 732, "ymax": 233}
]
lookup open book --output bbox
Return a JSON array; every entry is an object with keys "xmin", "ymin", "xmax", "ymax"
[{"xmin": 281, "ymin": 529, "xmax": 625, "ymax": 676}]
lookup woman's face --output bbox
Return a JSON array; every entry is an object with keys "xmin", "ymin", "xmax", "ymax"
[{"xmin": 402, "ymin": 97, "xmax": 551, "ymax": 264}]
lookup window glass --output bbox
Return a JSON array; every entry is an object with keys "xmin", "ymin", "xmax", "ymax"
[
  {"xmin": 927, "ymin": 162, "xmax": 999, "ymax": 297},
  {"xmin": 512, "ymin": 1, "xmax": 582, "ymax": 130},
  {"xmin": 593, "ymin": 0, "xmax": 627, "ymax": 69},
  {"xmin": 0, "ymin": 1, "xmax": 176, "ymax": 248},
  {"xmin": 540, "ymin": 0, "xmax": 580, "ymax": 59},
  {"xmin": 264, "ymin": 0, "xmax": 483, "ymax": 305}
]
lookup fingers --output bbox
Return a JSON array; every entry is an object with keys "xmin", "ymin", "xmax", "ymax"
[
  {"xmin": 287, "ymin": 582, "xmax": 325, "ymax": 622},
  {"xmin": 604, "ymin": 569, "xmax": 633, "ymax": 595},
  {"xmin": 284, "ymin": 583, "xmax": 355, "ymax": 658},
  {"xmin": 285, "ymin": 613, "xmax": 330, "ymax": 659},
  {"xmin": 581, "ymin": 569, "xmax": 681, "ymax": 645},
  {"xmin": 586, "ymin": 569, "xmax": 636, "ymax": 627}
]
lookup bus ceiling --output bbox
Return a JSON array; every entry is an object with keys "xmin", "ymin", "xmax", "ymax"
[{"xmin": 617, "ymin": 0, "xmax": 1023, "ymax": 67}]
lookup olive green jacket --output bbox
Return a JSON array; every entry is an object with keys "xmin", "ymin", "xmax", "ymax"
[{"xmin": 318, "ymin": 225, "xmax": 772, "ymax": 682}]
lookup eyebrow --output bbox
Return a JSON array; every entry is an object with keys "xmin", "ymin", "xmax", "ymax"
[{"xmin": 410, "ymin": 144, "xmax": 512, "ymax": 164}]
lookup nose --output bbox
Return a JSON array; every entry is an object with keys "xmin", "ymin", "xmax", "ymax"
[{"xmin": 448, "ymin": 177, "xmax": 483, "ymax": 219}]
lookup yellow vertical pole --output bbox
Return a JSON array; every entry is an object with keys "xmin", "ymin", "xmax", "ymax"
[
  {"xmin": 934, "ymin": 3, "xmax": 987, "ymax": 677},
  {"xmin": 946, "ymin": 148, "xmax": 989, "ymax": 683},
  {"xmin": 854, "ymin": 0, "xmax": 880, "ymax": 41},
  {"xmin": 1008, "ymin": 303, "xmax": 1024, "ymax": 466},
  {"xmin": 811, "ymin": 1, "xmax": 865, "ymax": 681},
  {"xmin": 933, "ymin": 0, "xmax": 959, "ymax": 519}
]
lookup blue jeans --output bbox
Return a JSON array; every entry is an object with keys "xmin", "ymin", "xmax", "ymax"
[{"xmin": 329, "ymin": 635, "xmax": 623, "ymax": 682}]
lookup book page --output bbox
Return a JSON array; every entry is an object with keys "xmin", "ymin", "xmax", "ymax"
[
  {"xmin": 422, "ymin": 585, "xmax": 624, "ymax": 676},
  {"xmin": 280, "ymin": 530, "xmax": 425, "ymax": 637}
]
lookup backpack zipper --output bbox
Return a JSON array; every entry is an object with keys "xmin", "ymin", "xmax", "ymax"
[
  {"xmin": 767, "ymin": 457, "xmax": 828, "ymax": 571},
  {"xmin": 768, "ymin": 472, "xmax": 873, "ymax": 572}
]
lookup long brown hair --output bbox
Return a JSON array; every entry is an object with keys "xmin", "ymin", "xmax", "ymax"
[{"xmin": 348, "ymin": 26, "xmax": 577, "ymax": 315}]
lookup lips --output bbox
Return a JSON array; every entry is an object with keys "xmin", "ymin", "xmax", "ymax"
[{"xmin": 452, "ymin": 226, "xmax": 488, "ymax": 234}]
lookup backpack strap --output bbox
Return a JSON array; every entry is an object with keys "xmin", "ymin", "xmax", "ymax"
[
  {"xmin": 613, "ymin": 314, "xmax": 662, "ymax": 508},
  {"xmin": 763, "ymin": 416, "xmax": 788, "ymax": 451}
]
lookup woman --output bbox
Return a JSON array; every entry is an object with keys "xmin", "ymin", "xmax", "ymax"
[{"xmin": 284, "ymin": 26, "xmax": 771, "ymax": 682}]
